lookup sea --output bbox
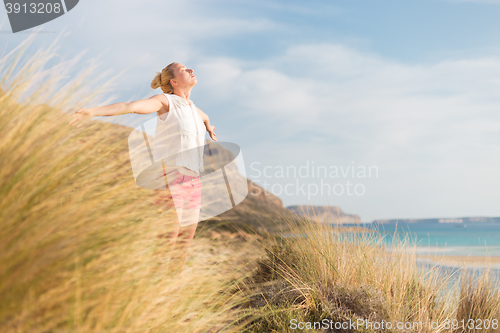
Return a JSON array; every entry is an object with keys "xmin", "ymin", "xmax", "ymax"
[
  {"xmin": 340, "ymin": 221, "xmax": 500, "ymax": 283},
  {"xmin": 343, "ymin": 220, "xmax": 500, "ymax": 278},
  {"xmin": 354, "ymin": 221, "xmax": 500, "ymax": 257}
]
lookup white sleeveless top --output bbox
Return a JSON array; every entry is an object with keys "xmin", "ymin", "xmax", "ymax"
[{"xmin": 152, "ymin": 93, "xmax": 206, "ymax": 175}]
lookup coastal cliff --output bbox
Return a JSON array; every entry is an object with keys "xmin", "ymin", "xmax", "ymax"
[{"xmin": 286, "ymin": 204, "xmax": 362, "ymax": 224}]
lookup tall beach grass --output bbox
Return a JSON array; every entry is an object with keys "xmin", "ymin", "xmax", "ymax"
[
  {"xmin": 0, "ymin": 32, "xmax": 259, "ymax": 332},
  {"xmin": 2, "ymin": 32, "xmax": 500, "ymax": 333},
  {"xmin": 242, "ymin": 209, "xmax": 500, "ymax": 332}
]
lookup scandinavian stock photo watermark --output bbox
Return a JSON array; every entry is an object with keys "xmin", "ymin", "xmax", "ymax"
[
  {"xmin": 2, "ymin": 0, "xmax": 80, "ymax": 33},
  {"xmin": 248, "ymin": 160, "xmax": 379, "ymax": 199},
  {"xmin": 290, "ymin": 318, "xmax": 499, "ymax": 331}
]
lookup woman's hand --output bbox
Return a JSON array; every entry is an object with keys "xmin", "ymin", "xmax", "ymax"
[
  {"xmin": 207, "ymin": 124, "xmax": 217, "ymax": 141},
  {"xmin": 68, "ymin": 108, "xmax": 94, "ymax": 128}
]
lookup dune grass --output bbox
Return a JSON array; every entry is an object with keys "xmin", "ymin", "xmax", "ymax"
[
  {"xmin": 0, "ymin": 32, "xmax": 260, "ymax": 333},
  {"xmin": 2, "ymin": 33, "xmax": 500, "ymax": 333},
  {"xmin": 241, "ymin": 210, "xmax": 500, "ymax": 332}
]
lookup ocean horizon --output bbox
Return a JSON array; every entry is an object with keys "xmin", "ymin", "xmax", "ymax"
[
  {"xmin": 338, "ymin": 221, "xmax": 500, "ymax": 285},
  {"xmin": 341, "ymin": 221, "xmax": 500, "ymax": 257}
]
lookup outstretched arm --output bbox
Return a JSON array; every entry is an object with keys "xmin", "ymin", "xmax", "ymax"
[
  {"xmin": 68, "ymin": 95, "xmax": 165, "ymax": 128},
  {"xmin": 196, "ymin": 107, "xmax": 217, "ymax": 141}
]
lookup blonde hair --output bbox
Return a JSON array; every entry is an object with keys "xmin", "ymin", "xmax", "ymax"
[{"xmin": 151, "ymin": 62, "xmax": 177, "ymax": 94}]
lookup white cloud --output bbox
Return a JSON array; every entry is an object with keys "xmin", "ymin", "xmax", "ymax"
[
  {"xmin": 189, "ymin": 42, "xmax": 500, "ymax": 219},
  {"xmin": 3, "ymin": 0, "xmax": 500, "ymax": 220}
]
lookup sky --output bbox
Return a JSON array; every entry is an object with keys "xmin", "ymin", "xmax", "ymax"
[{"xmin": 2, "ymin": 0, "xmax": 500, "ymax": 222}]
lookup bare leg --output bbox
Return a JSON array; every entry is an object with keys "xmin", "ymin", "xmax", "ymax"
[
  {"xmin": 153, "ymin": 206, "xmax": 198, "ymax": 276},
  {"xmin": 152, "ymin": 207, "xmax": 181, "ymax": 272},
  {"xmin": 154, "ymin": 224, "xmax": 180, "ymax": 256},
  {"xmin": 159, "ymin": 167, "xmax": 201, "ymax": 275},
  {"xmin": 168, "ymin": 222, "xmax": 198, "ymax": 275}
]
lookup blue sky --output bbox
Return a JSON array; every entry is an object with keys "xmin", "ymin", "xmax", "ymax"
[{"xmin": 2, "ymin": 0, "xmax": 500, "ymax": 222}]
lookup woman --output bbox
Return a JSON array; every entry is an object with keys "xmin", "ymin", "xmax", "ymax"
[{"xmin": 68, "ymin": 62, "xmax": 217, "ymax": 274}]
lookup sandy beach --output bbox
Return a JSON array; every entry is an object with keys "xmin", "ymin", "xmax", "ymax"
[
  {"xmin": 332, "ymin": 225, "xmax": 375, "ymax": 233},
  {"xmin": 416, "ymin": 254, "xmax": 500, "ymax": 268}
]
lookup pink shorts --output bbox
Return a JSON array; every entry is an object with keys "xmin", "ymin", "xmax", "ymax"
[
  {"xmin": 166, "ymin": 170, "xmax": 202, "ymax": 210},
  {"xmin": 152, "ymin": 167, "xmax": 202, "ymax": 226}
]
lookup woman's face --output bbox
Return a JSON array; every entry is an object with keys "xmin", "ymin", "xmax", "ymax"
[{"xmin": 171, "ymin": 63, "xmax": 197, "ymax": 88}]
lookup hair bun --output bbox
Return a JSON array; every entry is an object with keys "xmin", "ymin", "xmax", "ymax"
[
  {"xmin": 150, "ymin": 62, "xmax": 176, "ymax": 94},
  {"xmin": 150, "ymin": 72, "xmax": 162, "ymax": 90}
]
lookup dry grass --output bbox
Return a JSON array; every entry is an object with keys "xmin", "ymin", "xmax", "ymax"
[
  {"xmin": 241, "ymin": 216, "xmax": 500, "ymax": 332},
  {"xmin": 0, "ymin": 33, "xmax": 260, "ymax": 333},
  {"xmin": 455, "ymin": 270, "xmax": 500, "ymax": 332},
  {"xmin": 3, "ymin": 32, "xmax": 500, "ymax": 333}
]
